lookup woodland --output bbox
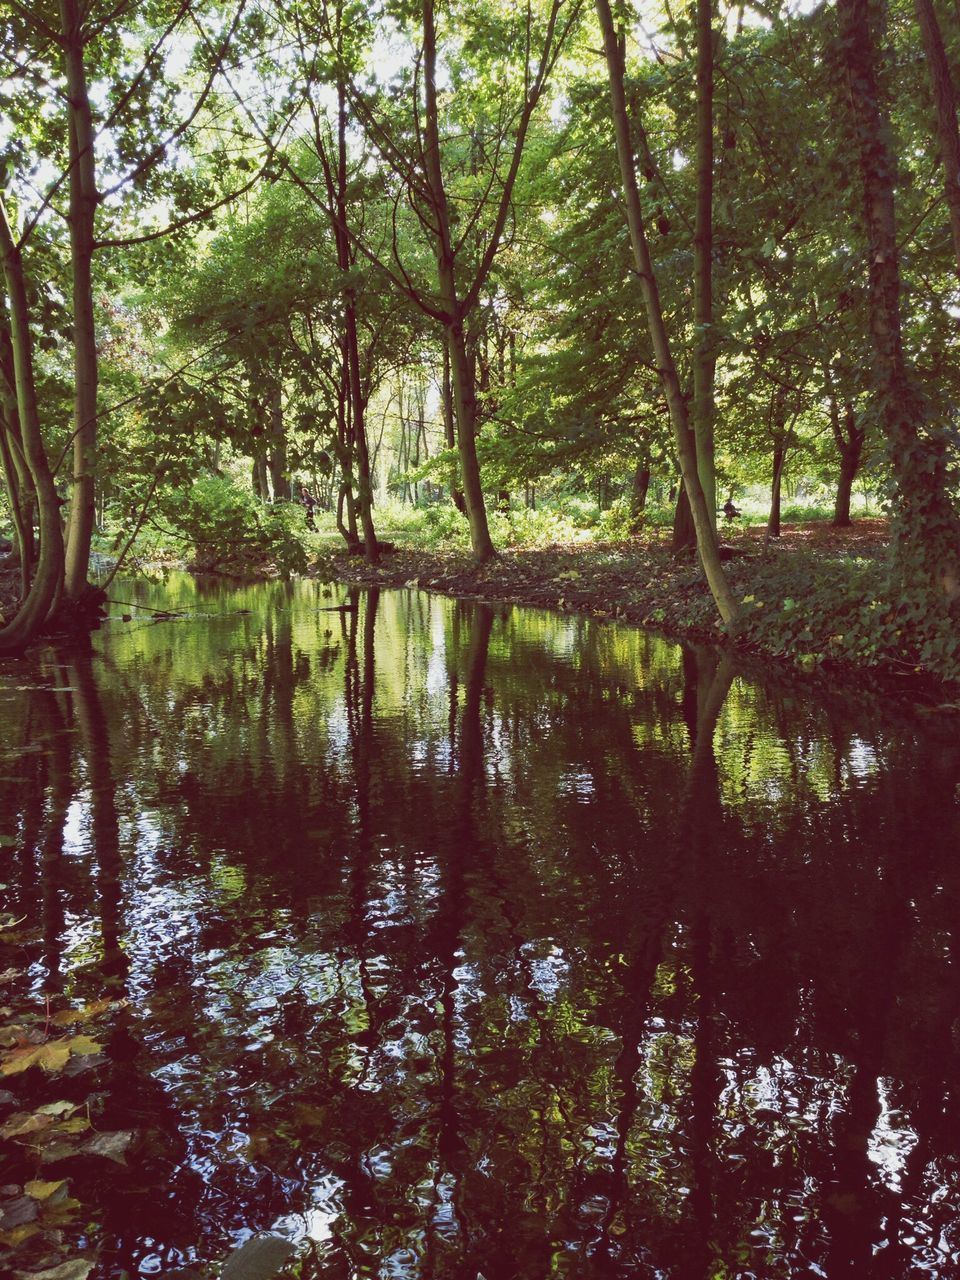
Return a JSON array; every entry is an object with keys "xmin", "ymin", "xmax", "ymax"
[
  {"xmin": 4, "ymin": 4, "xmax": 960, "ymax": 1273},
  {"xmin": 1, "ymin": 0, "xmax": 960, "ymax": 681}
]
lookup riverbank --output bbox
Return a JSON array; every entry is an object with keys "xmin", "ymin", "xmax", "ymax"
[
  {"xmin": 4, "ymin": 519, "xmax": 958, "ymax": 696},
  {"xmin": 312, "ymin": 520, "xmax": 960, "ymax": 698}
]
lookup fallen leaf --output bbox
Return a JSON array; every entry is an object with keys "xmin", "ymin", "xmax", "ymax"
[
  {"xmin": 39, "ymin": 1141, "xmax": 79, "ymax": 1164},
  {"xmin": 57, "ymin": 1117, "xmax": 91, "ymax": 1135},
  {"xmin": 14, "ymin": 1260, "xmax": 94, "ymax": 1280},
  {"xmin": 1, "ymin": 1039, "xmax": 71, "ymax": 1075},
  {"xmin": 41, "ymin": 1196, "xmax": 81, "ymax": 1225},
  {"xmin": 221, "ymin": 1234, "xmax": 296, "ymax": 1280},
  {"xmin": 25, "ymin": 1180, "xmax": 67, "ymax": 1201},
  {"xmin": 36, "ymin": 1101, "xmax": 77, "ymax": 1117},
  {"xmin": 66, "ymin": 1035, "xmax": 102, "ymax": 1056},
  {"xmin": 1, "ymin": 1111, "xmax": 56, "ymax": 1140},
  {"xmin": 0, "ymin": 1194, "xmax": 38, "ymax": 1230},
  {"xmin": 81, "ymin": 1130, "xmax": 133, "ymax": 1164},
  {"xmin": 51, "ymin": 999, "xmax": 123, "ymax": 1027},
  {"xmin": 0, "ymin": 1222, "xmax": 40, "ymax": 1247}
]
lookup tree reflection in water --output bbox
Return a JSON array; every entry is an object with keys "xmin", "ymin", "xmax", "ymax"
[{"xmin": 1, "ymin": 575, "xmax": 959, "ymax": 1277}]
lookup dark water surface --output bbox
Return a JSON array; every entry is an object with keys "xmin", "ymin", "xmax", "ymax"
[{"xmin": 2, "ymin": 574, "xmax": 960, "ymax": 1279}]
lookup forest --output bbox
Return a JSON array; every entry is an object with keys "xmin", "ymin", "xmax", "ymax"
[
  {"xmin": 5, "ymin": 4, "xmax": 960, "ymax": 1275},
  {"xmin": 1, "ymin": 0, "xmax": 960, "ymax": 678}
]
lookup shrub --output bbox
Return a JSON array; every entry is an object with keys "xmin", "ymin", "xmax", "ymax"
[{"xmin": 159, "ymin": 475, "xmax": 308, "ymax": 577}]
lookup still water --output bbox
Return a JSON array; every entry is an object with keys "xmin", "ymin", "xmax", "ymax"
[{"xmin": 2, "ymin": 574, "xmax": 960, "ymax": 1279}]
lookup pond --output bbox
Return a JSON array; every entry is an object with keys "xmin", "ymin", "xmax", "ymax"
[{"xmin": 1, "ymin": 574, "xmax": 959, "ymax": 1279}]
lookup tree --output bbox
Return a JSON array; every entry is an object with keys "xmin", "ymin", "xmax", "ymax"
[
  {"xmin": 279, "ymin": 0, "xmax": 581, "ymax": 563},
  {"xmin": 594, "ymin": 0, "xmax": 739, "ymax": 629},
  {"xmin": 1, "ymin": 0, "xmax": 270, "ymax": 645},
  {"xmin": 837, "ymin": 0, "xmax": 960, "ymax": 600}
]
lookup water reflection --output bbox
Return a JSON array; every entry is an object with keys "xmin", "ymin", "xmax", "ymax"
[{"xmin": 1, "ymin": 575, "xmax": 959, "ymax": 1278}]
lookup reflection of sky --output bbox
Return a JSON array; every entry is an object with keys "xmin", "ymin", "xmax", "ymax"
[{"xmin": 868, "ymin": 1079, "xmax": 919, "ymax": 1190}]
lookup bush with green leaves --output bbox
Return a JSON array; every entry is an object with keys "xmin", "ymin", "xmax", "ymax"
[
  {"xmin": 736, "ymin": 554, "xmax": 960, "ymax": 680},
  {"xmin": 159, "ymin": 475, "xmax": 308, "ymax": 577}
]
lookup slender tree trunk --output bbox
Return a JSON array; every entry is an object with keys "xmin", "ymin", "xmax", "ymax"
[
  {"xmin": 839, "ymin": 0, "xmax": 960, "ymax": 596},
  {"xmin": 672, "ymin": 480, "xmax": 697, "ymax": 553},
  {"xmin": 445, "ymin": 318, "xmax": 495, "ymax": 561},
  {"xmin": 422, "ymin": 0, "xmax": 495, "ymax": 563},
  {"xmin": 693, "ymin": 0, "xmax": 718, "ymax": 526},
  {"xmin": 631, "ymin": 463, "xmax": 651, "ymax": 528},
  {"xmin": 327, "ymin": 76, "xmax": 378, "ymax": 562},
  {"xmin": 0, "ymin": 202, "xmax": 66, "ymax": 653},
  {"xmin": 442, "ymin": 339, "xmax": 467, "ymax": 514},
  {"xmin": 915, "ymin": 0, "xmax": 960, "ymax": 274},
  {"xmin": 834, "ymin": 446, "xmax": 861, "ymax": 527},
  {"xmin": 333, "ymin": 364, "xmax": 360, "ymax": 551},
  {"xmin": 0, "ymin": 413, "xmax": 32, "ymax": 595},
  {"xmin": 768, "ymin": 441, "xmax": 786, "ymax": 538},
  {"xmin": 596, "ymin": 0, "xmax": 737, "ymax": 626},
  {"xmin": 0, "ymin": 332, "xmax": 36, "ymax": 590},
  {"xmin": 831, "ymin": 398, "xmax": 865, "ymax": 527},
  {"xmin": 252, "ymin": 451, "xmax": 270, "ymax": 501},
  {"xmin": 60, "ymin": 0, "xmax": 99, "ymax": 602},
  {"xmin": 267, "ymin": 383, "xmax": 291, "ymax": 501},
  {"xmin": 343, "ymin": 304, "xmax": 378, "ymax": 559}
]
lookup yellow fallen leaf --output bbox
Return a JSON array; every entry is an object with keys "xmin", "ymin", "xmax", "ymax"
[
  {"xmin": 1, "ymin": 1035, "xmax": 86, "ymax": 1075},
  {"xmin": 2, "ymin": 1046, "xmax": 43, "ymax": 1076},
  {"xmin": 51, "ymin": 998, "xmax": 122, "ymax": 1026},
  {"xmin": 57, "ymin": 1116, "xmax": 91, "ymax": 1135},
  {"xmin": 67, "ymin": 1034, "xmax": 102, "ymax": 1056},
  {"xmin": 38, "ymin": 1040, "xmax": 72, "ymax": 1072},
  {"xmin": 0, "ymin": 1222, "xmax": 40, "ymax": 1247},
  {"xmin": 42, "ymin": 1196, "xmax": 81, "ymax": 1224},
  {"xmin": 25, "ymin": 1179, "xmax": 66, "ymax": 1201},
  {"xmin": 1, "ymin": 1111, "xmax": 61, "ymax": 1139},
  {"xmin": 36, "ymin": 1100, "xmax": 77, "ymax": 1117}
]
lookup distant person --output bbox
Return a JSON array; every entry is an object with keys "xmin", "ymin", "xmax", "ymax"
[
  {"xmin": 300, "ymin": 485, "xmax": 317, "ymax": 530},
  {"xmin": 723, "ymin": 497, "xmax": 741, "ymax": 521}
]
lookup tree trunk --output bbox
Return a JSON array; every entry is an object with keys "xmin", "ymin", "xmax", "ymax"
[
  {"xmin": 0, "ymin": 412, "xmax": 32, "ymax": 596},
  {"xmin": 445, "ymin": 317, "xmax": 496, "ymax": 561},
  {"xmin": 334, "ymin": 79, "xmax": 378, "ymax": 564},
  {"xmin": 0, "ymin": 201, "xmax": 66, "ymax": 653},
  {"xmin": 423, "ymin": 0, "xmax": 495, "ymax": 563},
  {"xmin": 596, "ymin": 0, "xmax": 739, "ymax": 628},
  {"xmin": 631, "ymin": 463, "xmax": 651, "ymax": 528},
  {"xmin": 834, "ymin": 445, "xmax": 860, "ymax": 527},
  {"xmin": 0, "ymin": 331, "xmax": 36, "ymax": 591},
  {"xmin": 839, "ymin": 0, "xmax": 960, "ymax": 596},
  {"xmin": 267, "ymin": 383, "xmax": 291, "ymax": 501},
  {"xmin": 252, "ymin": 451, "xmax": 270, "ymax": 501},
  {"xmin": 693, "ymin": 0, "xmax": 718, "ymax": 526},
  {"xmin": 344, "ymin": 301, "xmax": 378, "ymax": 560},
  {"xmin": 831, "ymin": 399, "xmax": 865, "ymax": 527},
  {"xmin": 915, "ymin": 0, "xmax": 960, "ymax": 275},
  {"xmin": 333, "ymin": 357, "xmax": 360, "ymax": 551},
  {"xmin": 768, "ymin": 441, "xmax": 786, "ymax": 539},
  {"xmin": 59, "ymin": 0, "xmax": 99, "ymax": 603},
  {"xmin": 442, "ymin": 339, "xmax": 467, "ymax": 515},
  {"xmin": 672, "ymin": 480, "xmax": 696, "ymax": 553}
]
